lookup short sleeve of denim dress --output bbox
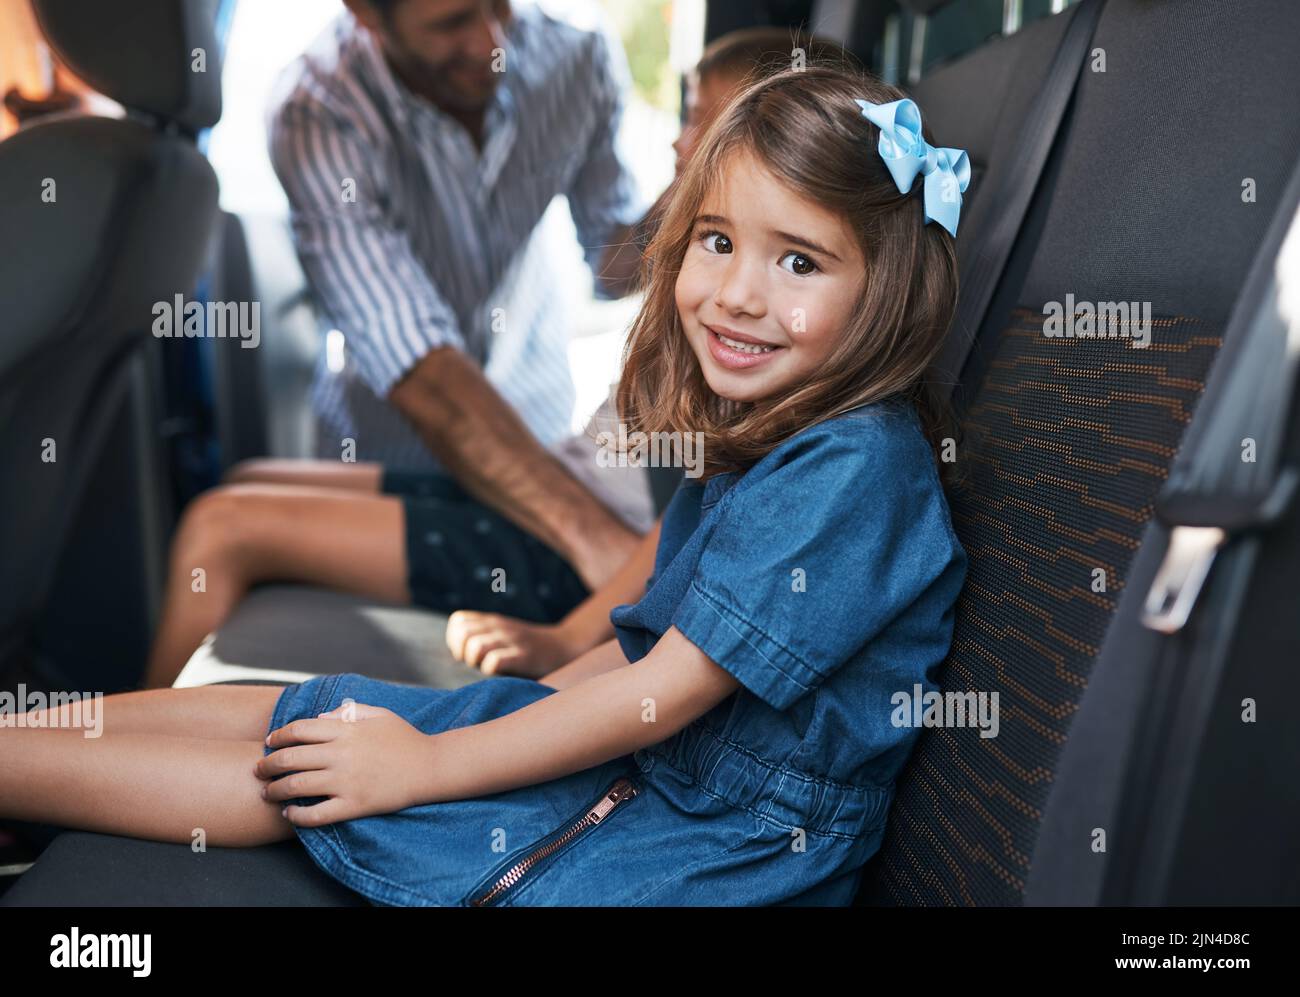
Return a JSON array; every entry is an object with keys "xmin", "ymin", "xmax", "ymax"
[{"xmin": 265, "ymin": 400, "xmax": 966, "ymax": 906}]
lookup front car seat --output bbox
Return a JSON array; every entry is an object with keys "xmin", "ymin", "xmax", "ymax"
[{"xmin": 0, "ymin": 0, "xmax": 222, "ymax": 677}]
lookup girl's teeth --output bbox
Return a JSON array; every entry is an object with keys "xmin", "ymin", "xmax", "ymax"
[{"xmin": 718, "ymin": 332, "xmax": 774, "ymax": 354}]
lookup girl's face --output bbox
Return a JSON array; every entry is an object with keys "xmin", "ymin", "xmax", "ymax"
[{"xmin": 675, "ymin": 148, "xmax": 866, "ymax": 404}]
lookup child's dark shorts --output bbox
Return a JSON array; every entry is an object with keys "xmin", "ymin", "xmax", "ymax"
[{"xmin": 381, "ymin": 468, "xmax": 589, "ymax": 623}]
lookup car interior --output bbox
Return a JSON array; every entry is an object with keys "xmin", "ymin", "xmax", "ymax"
[{"xmin": 1, "ymin": 0, "xmax": 1298, "ymax": 907}]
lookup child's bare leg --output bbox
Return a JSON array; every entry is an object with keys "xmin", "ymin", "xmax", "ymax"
[
  {"xmin": 2, "ymin": 687, "xmax": 318, "ymax": 845},
  {"xmin": 0, "ymin": 726, "xmax": 293, "ymax": 847},
  {"xmin": 144, "ymin": 483, "xmax": 408, "ymax": 689},
  {"xmin": 26, "ymin": 685, "xmax": 286, "ymax": 741},
  {"xmin": 223, "ymin": 458, "xmax": 383, "ymax": 491},
  {"xmin": 3, "ymin": 687, "xmax": 296, "ymax": 844}
]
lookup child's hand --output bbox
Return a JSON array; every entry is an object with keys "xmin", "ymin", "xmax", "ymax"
[
  {"xmin": 258, "ymin": 702, "xmax": 433, "ymax": 827},
  {"xmin": 445, "ymin": 611, "xmax": 578, "ymax": 678}
]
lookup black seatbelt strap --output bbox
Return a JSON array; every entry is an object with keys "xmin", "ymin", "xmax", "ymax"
[
  {"xmin": 934, "ymin": 0, "xmax": 1107, "ymax": 404},
  {"xmin": 1138, "ymin": 151, "xmax": 1300, "ymax": 635}
]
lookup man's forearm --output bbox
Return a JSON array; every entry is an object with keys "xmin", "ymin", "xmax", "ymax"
[{"xmin": 389, "ymin": 346, "xmax": 635, "ymax": 585}]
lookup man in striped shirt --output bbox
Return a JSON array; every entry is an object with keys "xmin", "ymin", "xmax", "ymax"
[
  {"xmin": 142, "ymin": 11, "xmax": 829, "ymax": 689},
  {"xmin": 264, "ymin": 0, "xmax": 667, "ymax": 577},
  {"xmin": 139, "ymin": 0, "xmax": 685, "ymax": 687}
]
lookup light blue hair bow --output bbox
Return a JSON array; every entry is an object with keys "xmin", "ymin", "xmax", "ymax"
[{"xmin": 854, "ymin": 97, "xmax": 971, "ymax": 237}]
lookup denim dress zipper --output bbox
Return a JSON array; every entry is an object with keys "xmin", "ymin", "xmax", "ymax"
[{"xmin": 466, "ymin": 776, "xmax": 640, "ymax": 906}]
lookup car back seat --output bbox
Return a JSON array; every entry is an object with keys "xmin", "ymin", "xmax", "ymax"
[
  {"xmin": 173, "ymin": 585, "xmax": 486, "ymax": 690},
  {"xmin": 7, "ymin": 0, "xmax": 1298, "ymax": 906},
  {"xmin": 854, "ymin": 0, "xmax": 1300, "ymax": 905}
]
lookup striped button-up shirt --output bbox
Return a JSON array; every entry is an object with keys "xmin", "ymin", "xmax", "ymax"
[{"xmin": 268, "ymin": 3, "xmax": 647, "ymax": 466}]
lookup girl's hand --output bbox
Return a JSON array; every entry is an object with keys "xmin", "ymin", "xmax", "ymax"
[
  {"xmin": 257, "ymin": 702, "xmax": 435, "ymax": 827},
  {"xmin": 445, "ymin": 611, "xmax": 579, "ymax": 678}
]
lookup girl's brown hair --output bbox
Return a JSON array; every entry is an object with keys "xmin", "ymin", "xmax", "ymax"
[{"xmin": 616, "ymin": 63, "xmax": 960, "ymax": 482}]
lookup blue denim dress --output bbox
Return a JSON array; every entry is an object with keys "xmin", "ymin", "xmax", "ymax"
[{"xmin": 266, "ymin": 399, "xmax": 966, "ymax": 905}]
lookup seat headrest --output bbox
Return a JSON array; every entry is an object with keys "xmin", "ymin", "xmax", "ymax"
[{"xmin": 32, "ymin": 0, "xmax": 222, "ymax": 133}]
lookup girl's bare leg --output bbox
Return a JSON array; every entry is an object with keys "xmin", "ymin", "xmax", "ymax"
[
  {"xmin": 1, "ymin": 686, "xmax": 293, "ymax": 846},
  {"xmin": 222, "ymin": 458, "xmax": 383, "ymax": 491},
  {"xmin": 28, "ymin": 684, "xmax": 288, "ymax": 741},
  {"xmin": 143, "ymin": 482, "xmax": 409, "ymax": 689}
]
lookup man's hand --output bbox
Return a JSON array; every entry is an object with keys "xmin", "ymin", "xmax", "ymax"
[
  {"xmin": 445, "ymin": 610, "xmax": 581, "ymax": 678},
  {"xmin": 258, "ymin": 703, "xmax": 435, "ymax": 826}
]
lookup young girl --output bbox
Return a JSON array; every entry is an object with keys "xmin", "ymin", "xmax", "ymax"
[{"xmin": 2, "ymin": 64, "xmax": 967, "ymax": 906}]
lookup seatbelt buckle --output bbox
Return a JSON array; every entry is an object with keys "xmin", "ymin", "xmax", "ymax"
[{"xmin": 1141, "ymin": 526, "xmax": 1227, "ymax": 634}]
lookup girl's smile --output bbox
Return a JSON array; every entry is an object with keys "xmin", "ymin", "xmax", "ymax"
[
  {"xmin": 675, "ymin": 148, "xmax": 866, "ymax": 404},
  {"xmin": 704, "ymin": 323, "xmax": 784, "ymax": 370}
]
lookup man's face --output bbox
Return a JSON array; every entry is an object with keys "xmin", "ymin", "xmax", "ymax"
[{"xmin": 355, "ymin": 0, "xmax": 513, "ymax": 112}]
